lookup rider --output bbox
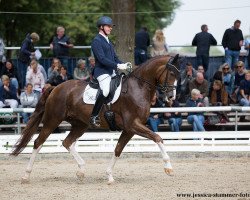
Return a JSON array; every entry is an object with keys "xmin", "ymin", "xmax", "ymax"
[{"xmin": 90, "ymin": 16, "xmax": 130, "ymax": 127}]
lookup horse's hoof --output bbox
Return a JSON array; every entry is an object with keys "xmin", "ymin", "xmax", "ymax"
[
  {"xmin": 107, "ymin": 179, "xmax": 115, "ymax": 185},
  {"xmin": 21, "ymin": 177, "xmax": 30, "ymax": 184},
  {"xmin": 76, "ymin": 171, "xmax": 85, "ymax": 181},
  {"xmin": 164, "ymin": 168, "xmax": 174, "ymax": 176}
]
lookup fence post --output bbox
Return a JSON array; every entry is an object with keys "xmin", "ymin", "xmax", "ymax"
[
  {"xmin": 17, "ymin": 112, "xmax": 21, "ymax": 135},
  {"xmin": 235, "ymin": 111, "xmax": 238, "ymax": 131}
]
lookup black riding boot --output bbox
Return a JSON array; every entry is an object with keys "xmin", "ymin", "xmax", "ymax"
[{"xmin": 90, "ymin": 93, "xmax": 106, "ymax": 127}]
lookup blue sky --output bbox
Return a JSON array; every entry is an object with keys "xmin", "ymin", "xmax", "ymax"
[{"xmin": 164, "ymin": 0, "xmax": 250, "ymax": 45}]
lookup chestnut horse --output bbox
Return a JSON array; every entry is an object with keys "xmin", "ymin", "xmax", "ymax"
[{"xmin": 12, "ymin": 54, "xmax": 180, "ymax": 184}]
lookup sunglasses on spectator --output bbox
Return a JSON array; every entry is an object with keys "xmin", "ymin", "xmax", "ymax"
[
  {"xmin": 223, "ymin": 68, "xmax": 229, "ymax": 70},
  {"xmin": 237, "ymin": 65, "xmax": 243, "ymax": 68}
]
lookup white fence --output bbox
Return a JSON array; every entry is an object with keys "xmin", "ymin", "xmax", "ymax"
[{"xmin": 1, "ymin": 131, "xmax": 250, "ymax": 154}]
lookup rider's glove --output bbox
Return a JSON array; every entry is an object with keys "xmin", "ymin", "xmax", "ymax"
[{"xmin": 117, "ymin": 63, "xmax": 128, "ymax": 70}]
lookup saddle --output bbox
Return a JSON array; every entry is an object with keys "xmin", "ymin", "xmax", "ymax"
[{"xmin": 89, "ymin": 75, "xmax": 122, "ymax": 104}]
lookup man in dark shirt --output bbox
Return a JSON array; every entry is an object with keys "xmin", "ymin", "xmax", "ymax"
[
  {"xmin": 134, "ymin": 27, "xmax": 150, "ymax": 66},
  {"xmin": 192, "ymin": 24, "xmax": 217, "ymax": 72},
  {"xmin": 222, "ymin": 20, "xmax": 244, "ymax": 70}
]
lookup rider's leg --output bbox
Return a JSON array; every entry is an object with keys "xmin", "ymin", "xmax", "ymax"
[{"xmin": 90, "ymin": 74, "xmax": 111, "ymax": 127}]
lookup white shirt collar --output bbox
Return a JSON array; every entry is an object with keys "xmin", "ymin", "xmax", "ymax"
[{"xmin": 99, "ymin": 32, "xmax": 109, "ymax": 43}]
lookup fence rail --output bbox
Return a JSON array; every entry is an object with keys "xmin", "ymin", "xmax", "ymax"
[{"xmin": 1, "ymin": 131, "xmax": 250, "ymax": 154}]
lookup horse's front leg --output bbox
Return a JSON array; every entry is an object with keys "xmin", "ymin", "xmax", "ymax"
[
  {"xmin": 107, "ymin": 131, "xmax": 134, "ymax": 184},
  {"xmin": 131, "ymin": 120, "xmax": 173, "ymax": 175}
]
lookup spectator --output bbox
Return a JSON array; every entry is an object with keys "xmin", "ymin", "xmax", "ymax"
[
  {"xmin": 50, "ymin": 26, "xmax": 74, "ymax": 67},
  {"xmin": 27, "ymin": 59, "xmax": 47, "ymax": 81},
  {"xmin": 18, "ymin": 32, "xmax": 40, "ymax": 89},
  {"xmin": 189, "ymin": 72, "xmax": 209, "ymax": 107},
  {"xmin": 74, "ymin": 59, "xmax": 90, "ymax": 81},
  {"xmin": 244, "ymin": 37, "xmax": 250, "ymax": 69},
  {"xmin": 232, "ymin": 61, "xmax": 246, "ymax": 102},
  {"xmin": 0, "ymin": 75, "xmax": 18, "ymax": 108},
  {"xmin": 26, "ymin": 59, "xmax": 45, "ymax": 95},
  {"xmin": 0, "ymin": 36, "xmax": 6, "ymax": 70},
  {"xmin": 178, "ymin": 62, "xmax": 197, "ymax": 102},
  {"xmin": 147, "ymin": 92, "xmax": 165, "ymax": 132},
  {"xmin": 222, "ymin": 20, "xmax": 244, "ymax": 70},
  {"xmin": 88, "ymin": 56, "xmax": 95, "ymax": 80},
  {"xmin": 192, "ymin": 24, "xmax": 217, "ymax": 72},
  {"xmin": 238, "ymin": 70, "xmax": 250, "ymax": 122},
  {"xmin": 165, "ymin": 98, "xmax": 182, "ymax": 132},
  {"xmin": 186, "ymin": 89, "xmax": 205, "ymax": 132},
  {"xmin": 134, "ymin": 27, "xmax": 150, "ymax": 66},
  {"xmin": 48, "ymin": 66, "xmax": 73, "ymax": 86},
  {"xmin": 197, "ymin": 65, "xmax": 206, "ymax": 78},
  {"xmin": 47, "ymin": 58, "xmax": 62, "ymax": 79},
  {"xmin": 19, "ymin": 83, "xmax": 38, "ymax": 123},
  {"xmin": 210, "ymin": 80, "xmax": 229, "ymax": 123},
  {"xmin": 1, "ymin": 59, "xmax": 20, "ymax": 90},
  {"xmin": 150, "ymin": 29, "xmax": 168, "ymax": 57}
]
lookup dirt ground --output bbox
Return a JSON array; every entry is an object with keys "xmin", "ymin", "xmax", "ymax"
[{"xmin": 0, "ymin": 153, "xmax": 249, "ymax": 200}]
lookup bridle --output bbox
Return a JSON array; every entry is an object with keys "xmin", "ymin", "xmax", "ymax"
[{"xmin": 131, "ymin": 56, "xmax": 180, "ymax": 94}]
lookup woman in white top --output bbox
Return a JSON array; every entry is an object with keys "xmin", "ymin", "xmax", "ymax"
[{"xmin": 150, "ymin": 29, "xmax": 168, "ymax": 57}]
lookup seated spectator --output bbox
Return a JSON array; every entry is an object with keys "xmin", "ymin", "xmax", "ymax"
[
  {"xmin": 197, "ymin": 65, "xmax": 206, "ymax": 79},
  {"xmin": 238, "ymin": 70, "xmax": 250, "ymax": 122},
  {"xmin": 210, "ymin": 80, "xmax": 229, "ymax": 123},
  {"xmin": 165, "ymin": 98, "xmax": 182, "ymax": 132},
  {"xmin": 74, "ymin": 59, "xmax": 90, "ymax": 81},
  {"xmin": 189, "ymin": 72, "xmax": 209, "ymax": 107},
  {"xmin": 212, "ymin": 63, "xmax": 235, "ymax": 103},
  {"xmin": 27, "ymin": 59, "xmax": 47, "ymax": 81},
  {"xmin": 47, "ymin": 58, "xmax": 62, "ymax": 79},
  {"xmin": 0, "ymin": 75, "xmax": 18, "ymax": 108},
  {"xmin": 0, "ymin": 59, "xmax": 20, "ymax": 90},
  {"xmin": 19, "ymin": 83, "xmax": 38, "ymax": 123},
  {"xmin": 150, "ymin": 29, "xmax": 168, "ymax": 57},
  {"xmin": 26, "ymin": 59, "xmax": 45, "ymax": 95},
  {"xmin": 88, "ymin": 56, "xmax": 95, "ymax": 80},
  {"xmin": 48, "ymin": 66, "xmax": 73, "ymax": 86},
  {"xmin": 147, "ymin": 92, "xmax": 165, "ymax": 132},
  {"xmin": 186, "ymin": 89, "xmax": 205, "ymax": 132},
  {"xmin": 233, "ymin": 61, "xmax": 246, "ymax": 102},
  {"xmin": 178, "ymin": 62, "xmax": 197, "ymax": 102}
]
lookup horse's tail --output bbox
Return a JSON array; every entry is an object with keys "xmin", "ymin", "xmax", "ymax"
[{"xmin": 11, "ymin": 86, "xmax": 55, "ymax": 156}]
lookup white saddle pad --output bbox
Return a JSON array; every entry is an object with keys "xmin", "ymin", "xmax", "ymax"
[{"xmin": 83, "ymin": 80, "xmax": 123, "ymax": 104}]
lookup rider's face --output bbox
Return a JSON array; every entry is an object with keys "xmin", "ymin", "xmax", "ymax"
[{"xmin": 102, "ymin": 25, "xmax": 112, "ymax": 35}]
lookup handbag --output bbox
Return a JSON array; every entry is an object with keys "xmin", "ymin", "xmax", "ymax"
[{"xmin": 205, "ymin": 115, "xmax": 220, "ymax": 126}]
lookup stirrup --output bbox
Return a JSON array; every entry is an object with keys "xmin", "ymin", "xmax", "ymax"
[{"xmin": 90, "ymin": 115, "xmax": 101, "ymax": 127}]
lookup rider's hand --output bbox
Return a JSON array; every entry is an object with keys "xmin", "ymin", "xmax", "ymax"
[{"xmin": 117, "ymin": 63, "xmax": 127, "ymax": 70}]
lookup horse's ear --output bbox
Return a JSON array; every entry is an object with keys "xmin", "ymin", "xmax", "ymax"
[{"xmin": 171, "ymin": 54, "xmax": 179, "ymax": 64}]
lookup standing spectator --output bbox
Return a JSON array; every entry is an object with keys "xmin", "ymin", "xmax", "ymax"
[
  {"xmin": 27, "ymin": 59, "xmax": 47, "ymax": 81},
  {"xmin": 0, "ymin": 75, "xmax": 18, "ymax": 108},
  {"xmin": 178, "ymin": 62, "xmax": 197, "ymax": 102},
  {"xmin": 26, "ymin": 60, "xmax": 45, "ymax": 95},
  {"xmin": 222, "ymin": 20, "xmax": 244, "ymax": 70},
  {"xmin": 19, "ymin": 83, "xmax": 38, "ymax": 123},
  {"xmin": 147, "ymin": 92, "xmax": 165, "ymax": 132},
  {"xmin": 134, "ymin": 27, "xmax": 150, "ymax": 66},
  {"xmin": 150, "ymin": 29, "xmax": 168, "ymax": 57},
  {"xmin": 18, "ymin": 32, "xmax": 40, "ymax": 89},
  {"xmin": 192, "ymin": 24, "xmax": 217, "ymax": 72},
  {"xmin": 74, "ymin": 59, "xmax": 90, "ymax": 81},
  {"xmin": 244, "ymin": 37, "xmax": 250, "ymax": 69},
  {"xmin": 165, "ymin": 98, "xmax": 182, "ymax": 132},
  {"xmin": 50, "ymin": 26, "xmax": 74, "ymax": 67},
  {"xmin": 238, "ymin": 70, "xmax": 250, "ymax": 122},
  {"xmin": 186, "ymin": 89, "xmax": 205, "ymax": 132},
  {"xmin": 47, "ymin": 58, "xmax": 62, "ymax": 79},
  {"xmin": 189, "ymin": 72, "xmax": 209, "ymax": 107},
  {"xmin": 1, "ymin": 59, "xmax": 20, "ymax": 90}
]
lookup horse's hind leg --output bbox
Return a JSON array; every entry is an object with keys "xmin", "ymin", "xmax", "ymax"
[
  {"xmin": 106, "ymin": 131, "xmax": 134, "ymax": 184},
  {"xmin": 21, "ymin": 121, "xmax": 62, "ymax": 183},
  {"xmin": 62, "ymin": 122, "xmax": 88, "ymax": 181}
]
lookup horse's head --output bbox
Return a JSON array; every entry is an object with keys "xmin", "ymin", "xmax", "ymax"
[{"xmin": 157, "ymin": 54, "xmax": 180, "ymax": 101}]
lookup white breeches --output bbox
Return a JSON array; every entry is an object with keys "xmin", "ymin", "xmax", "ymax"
[
  {"xmin": 97, "ymin": 72, "xmax": 116, "ymax": 97},
  {"xmin": 0, "ymin": 99, "xmax": 18, "ymax": 108}
]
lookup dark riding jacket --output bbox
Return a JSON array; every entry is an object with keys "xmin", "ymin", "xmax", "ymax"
[{"xmin": 91, "ymin": 34, "xmax": 122, "ymax": 78}]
